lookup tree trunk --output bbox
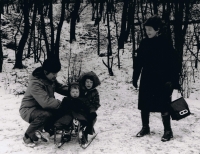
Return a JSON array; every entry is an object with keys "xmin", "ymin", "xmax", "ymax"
[
  {"xmin": 106, "ymin": 11, "xmax": 112, "ymax": 56},
  {"xmin": 131, "ymin": 0, "xmax": 136, "ymax": 79},
  {"xmin": 124, "ymin": 1, "xmax": 132, "ymax": 42},
  {"xmin": 14, "ymin": 0, "xmax": 30, "ymax": 69},
  {"xmin": 118, "ymin": 0, "xmax": 128, "ymax": 49},
  {"xmin": 0, "ymin": 3, "xmax": 3, "ymax": 72},
  {"xmin": 97, "ymin": 3, "xmax": 100, "ymax": 55},
  {"xmin": 1, "ymin": 2, "xmax": 4, "ymax": 14},
  {"xmin": 174, "ymin": 2, "xmax": 191, "ymax": 96},
  {"xmin": 70, "ymin": 0, "xmax": 80, "ymax": 43},
  {"xmin": 105, "ymin": 0, "xmax": 113, "ymax": 76},
  {"xmin": 174, "ymin": 2, "xmax": 185, "ymax": 74},
  {"xmin": 153, "ymin": 0, "xmax": 158, "ymax": 14},
  {"xmin": 113, "ymin": 2, "xmax": 120, "ymax": 68},
  {"xmin": 163, "ymin": 2, "xmax": 172, "ymax": 39},
  {"xmin": 27, "ymin": 2, "xmax": 37, "ymax": 58},
  {"xmin": 54, "ymin": 0, "xmax": 66, "ymax": 59},
  {"xmin": 39, "ymin": 3, "xmax": 50, "ymax": 58},
  {"xmin": 99, "ymin": 1, "xmax": 104, "ymax": 20},
  {"xmin": 49, "ymin": 0, "xmax": 55, "ymax": 56},
  {"xmin": 91, "ymin": 0, "xmax": 95, "ymax": 21}
]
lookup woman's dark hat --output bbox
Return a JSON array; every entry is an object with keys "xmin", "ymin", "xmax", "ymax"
[{"xmin": 143, "ymin": 15, "xmax": 163, "ymax": 31}]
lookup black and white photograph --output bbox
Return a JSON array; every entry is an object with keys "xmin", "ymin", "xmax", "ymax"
[{"xmin": 0, "ymin": 0, "xmax": 200, "ymax": 153}]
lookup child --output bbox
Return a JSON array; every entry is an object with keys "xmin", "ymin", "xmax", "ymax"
[
  {"xmin": 78, "ymin": 71, "xmax": 101, "ymax": 143},
  {"xmin": 133, "ymin": 15, "xmax": 179, "ymax": 142},
  {"xmin": 54, "ymin": 82, "xmax": 89, "ymax": 145}
]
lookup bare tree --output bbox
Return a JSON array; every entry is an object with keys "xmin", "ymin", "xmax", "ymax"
[
  {"xmin": 124, "ymin": 0, "xmax": 133, "ymax": 42},
  {"xmin": 39, "ymin": 2, "xmax": 51, "ymax": 58},
  {"xmin": 70, "ymin": 0, "xmax": 81, "ymax": 43},
  {"xmin": 27, "ymin": 1, "xmax": 38, "ymax": 59},
  {"xmin": 54, "ymin": 0, "xmax": 66, "ymax": 59},
  {"xmin": 0, "ymin": 1, "xmax": 3, "ymax": 72},
  {"xmin": 14, "ymin": 0, "xmax": 30, "ymax": 69},
  {"xmin": 118, "ymin": 0, "xmax": 128, "ymax": 49},
  {"xmin": 102, "ymin": 0, "xmax": 114, "ymax": 76}
]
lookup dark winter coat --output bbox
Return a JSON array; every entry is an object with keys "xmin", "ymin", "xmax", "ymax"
[
  {"xmin": 133, "ymin": 35, "xmax": 179, "ymax": 112},
  {"xmin": 78, "ymin": 71, "xmax": 101, "ymax": 112},
  {"xmin": 19, "ymin": 67, "xmax": 68, "ymax": 122},
  {"xmin": 54, "ymin": 82, "xmax": 89, "ymax": 129},
  {"xmin": 83, "ymin": 89, "xmax": 100, "ymax": 113},
  {"xmin": 60, "ymin": 97, "xmax": 89, "ymax": 122}
]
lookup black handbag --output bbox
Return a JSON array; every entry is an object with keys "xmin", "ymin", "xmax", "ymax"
[{"xmin": 169, "ymin": 97, "xmax": 191, "ymax": 120}]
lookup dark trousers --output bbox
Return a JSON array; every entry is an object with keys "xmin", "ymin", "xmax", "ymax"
[
  {"xmin": 85, "ymin": 112, "xmax": 97, "ymax": 135},
  {"xmin": 85, "ymin": 117, "xmax": 97, "ymax": 135},
  {"xmin": 54, "ymin": 112, "xmax": 97, "ymax": 135},
  {"xmin": 54, "ymin": 114, "xmax": 73, "ymax": 130},
  {"xmin": 25, "ymin": 109, "xmax": 59, "ymax": 141}
]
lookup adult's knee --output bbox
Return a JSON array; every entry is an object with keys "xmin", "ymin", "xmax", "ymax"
[
  {"xmin": 37, "ymin": 111, "xmax": 53, "ymax": 122},
  {"xmin": 41, "ymin": 111, "xmax": 53, "ymax": 118}
]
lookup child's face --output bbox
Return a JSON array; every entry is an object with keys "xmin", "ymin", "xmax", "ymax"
[
  {"xmin": 70, "ymin": 88, "xmax": 80, "ymax": 98},
  {"xmin": 85, "ymin": 79, "xmax": 93, "ymax": 90},
  {"xmin": 145, "ymin": 26, "xmax": 158, "ymax": 38}
]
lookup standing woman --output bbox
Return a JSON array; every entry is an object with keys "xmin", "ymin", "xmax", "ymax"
[{"xmin": 133, "ymin": 15, "xmax": 179, "ymax": 142}]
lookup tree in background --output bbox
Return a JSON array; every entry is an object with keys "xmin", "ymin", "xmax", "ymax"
[
  {"xmin": 14, "ymin": 0, "xmax": 30, "ymax": 69},
  {"xmin": 118, "ymin": 0, "xmax": 128, "ymax": 49},
  {"xmin": 12, "ymin": 0, "xmax": 67, "ymax": 68},
  {"xmin": 1, "ymin": 0, "xmax": 200, "ymax": 97},
  {"xmin": 69, "ymin": 0, "xmax": 81, "ymax": 43},
  {"xmin": 0, "ymin": 1, "xmax": 3, "ymax": 72}
]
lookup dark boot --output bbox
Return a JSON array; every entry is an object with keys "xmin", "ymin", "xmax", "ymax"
[
  {"xmin": 136, "ymin": 111, "xmax": 150, "ymax": 137},
  {"xmin": 85, "ymin": 118, "xmax": 97, "ymax": 135},
  {"xmin": 161, "ymin": 113, "xmax": 173, "ymax": 142}
]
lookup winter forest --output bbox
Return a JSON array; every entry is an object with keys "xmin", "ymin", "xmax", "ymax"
[{"xmin": 0, "ymin": 0, "xmax": 200, "ymax": 153}]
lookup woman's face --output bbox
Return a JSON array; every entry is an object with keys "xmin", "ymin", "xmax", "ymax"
[
  {"xmin": 145, "ymin": 26, "xmax": 158, "ymax": 38},
  {"xmin": 85, "ymin": 79, "xmax": 93, "ymax": 90}
]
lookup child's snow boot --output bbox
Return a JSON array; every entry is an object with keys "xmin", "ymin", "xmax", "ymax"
[{"xmin": 71, "ymin": 118, "xmax": 80, "ymax": 137}]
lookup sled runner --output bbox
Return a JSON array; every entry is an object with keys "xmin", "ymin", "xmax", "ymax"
[
  {"xmin": 54, "ymin": 118, "xmax": 97, "ymax": 149},
  {"xmin": 54, "ymin": 118, "xmax": 80, "ymax": 148},
  {"xmin": 79, "ymin": 132, "xmax": 98, "ymax": 149}
]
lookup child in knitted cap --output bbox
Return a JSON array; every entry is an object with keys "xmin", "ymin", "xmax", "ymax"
[{"xmin": 54, "ymin": 82, "xmax": 89, "ymax": 146}]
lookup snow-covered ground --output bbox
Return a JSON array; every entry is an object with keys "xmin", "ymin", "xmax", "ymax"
[{"xmin": 1, "ymin": 4, "xmax": 200, "ymax": 154}]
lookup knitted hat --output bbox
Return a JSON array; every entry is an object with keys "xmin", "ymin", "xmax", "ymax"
[
  {"xmin": 143, "ymin": 15, "xmax": 163, "ymax": 31},
  {"xmin": 70, "ymin": 82, "xmax": 80, "ymax": 90},
  {"xmin": 42, "ymin": 58, "xmax": 61, "ymax": 73},
  {"xmin": 68, "ymin": 82, "xmax": 80, "ymax": 97}
]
